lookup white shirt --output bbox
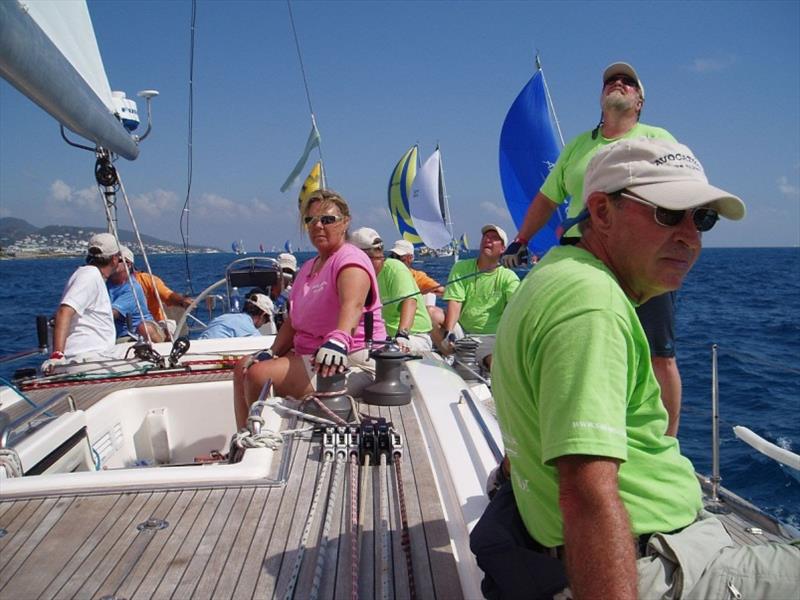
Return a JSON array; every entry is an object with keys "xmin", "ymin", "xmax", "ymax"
[{"xmin": 60, "ymin": 265, "xmax": 116, "ymax": 357}]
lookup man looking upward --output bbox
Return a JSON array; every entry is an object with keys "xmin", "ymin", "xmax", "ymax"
[{"xmin": 502, "ymin": 62, "xmax": 683, "ymax": 435}]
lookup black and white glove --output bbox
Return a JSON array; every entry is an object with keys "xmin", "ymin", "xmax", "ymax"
[
  {"xmin": 501, "ymin": 237, "xmax": 529, "ymax": 268},
  {"xmin": 395, "ymin": 328, "xmax": 411, "ymax": 351},
  {"xmin": 442, "ymin": 330, "xmax": 458, "ymax": 353},
  {"xmin": 314, "ymin": 338, "xmax": 349, "ymax": 371}
]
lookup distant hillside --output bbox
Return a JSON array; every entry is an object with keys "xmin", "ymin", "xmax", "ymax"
[{"xmin": 0, "ymin": 217, "xmax": 219, "ymax": 256}]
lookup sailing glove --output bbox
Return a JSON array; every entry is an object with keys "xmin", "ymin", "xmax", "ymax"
[
  {"xmin": 395, "ymin": 328, "xmax": 411, "ymax": 352},
  {"xmin": 501, "ymin": 237, "xmax": 529, "ymax": 268},
  {"xmin": 42, "ymin": 353, "xmax": 67, "ymax": 375},
  {"xmin": 314, "ymin": 338, "xmax": 349, "ymax": 371},
  {"xmin": 441, "ymin": 330, "xmax": 458, "ymax": 354}
]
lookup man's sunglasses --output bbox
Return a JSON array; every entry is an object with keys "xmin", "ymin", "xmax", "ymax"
[
  {"xmin": 304, "ymin": 214, "xmax": 343, "ymax": 227},
  {"xmin": 618, "ymin": 190, "xmax": 719, "ymax": 232},
  {"xmin": 604, "ymin": 74, "xmax": 639, "ymax": 89}
]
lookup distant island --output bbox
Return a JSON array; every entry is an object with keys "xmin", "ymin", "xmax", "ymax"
[{"xmin": 0, "ymin": 217, "xmax": 220, "ymax": 258}]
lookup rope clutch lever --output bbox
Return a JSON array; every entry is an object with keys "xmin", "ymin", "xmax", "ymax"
[{"xmin": 168, "ymin": 336, "xmax": 191, "ymax": 367}]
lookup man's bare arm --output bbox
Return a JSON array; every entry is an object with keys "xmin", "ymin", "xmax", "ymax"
[
  {"xmin": 517, "ymin": 192, "xmax": 559, "ymax": 241},
  {"xmin": 557, "ymin": 455, "xmax": 637, "ymax": 600},
  {"xmin": 52, "ymin": 304, "xmax": 77, "ymax": 354}
]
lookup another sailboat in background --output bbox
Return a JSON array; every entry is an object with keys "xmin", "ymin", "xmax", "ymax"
[
  {"xmin": 231, "ymin": 239, "xmax": 246, "ymax": 255},
  {"xmin": 499, "ymin": 56, "xmax": 565, "ymax": 258},
  {"xmin": 388, "ymin": 144, "xmax": 457, "ymax": 260}
]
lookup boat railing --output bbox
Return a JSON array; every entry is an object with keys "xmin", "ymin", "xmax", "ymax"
[{"xmin": 0, "ymin": 390, "xmax": 73, "ymax": 448}]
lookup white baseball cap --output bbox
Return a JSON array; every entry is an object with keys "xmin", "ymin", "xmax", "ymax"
[
  {"xmin": 278, "ymin": 253, "xmax": 297, "ymax": 273},
  {"xmin": 481, "ymin": 224, "xmax": 508, "ymax": 246},
  {"xmin": 246, "ymin": 292, "xmax": 274, "ymax": 315},
  {"xmin": 603, "ymin": 61, "xmax": 645, "ymax": 101},
  {"xmin": 87, "ymin": 233, "xmax": 120, "ymax": 258},
  {"xmin": 119, "ymin": 245, "xmax": 134, "ymax": 264},
  {"xmin": 390, "ymin": 239, "xmax": 415, "ymax": 257},
  {"xmin": 350, "ymin": 227, "xmax": 383, "ymax": 250},
  {"xmin": 583, "ymin": 137, "xmax": 745, "ymax": 220}
]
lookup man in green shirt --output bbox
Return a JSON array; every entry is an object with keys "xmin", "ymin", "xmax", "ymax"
[
  {"xmin": 434, "ymin": 224, "xmax": 520, "ymax": 366},
  {"xmin": 503, "ymin": 61, "xmax": 683, "ymax": 437},
  {"xmin": 351, "ymin": 227, "xmax": 433, "ymax": 353},
  {"xmin": 485, "ymin": 138, "xmax": 798, "ymax": 599}
]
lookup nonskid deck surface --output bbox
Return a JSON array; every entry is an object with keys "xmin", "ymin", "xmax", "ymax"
[{"xmin": 0, "ymin": 396, "xmax": 463, "ymax": 599}]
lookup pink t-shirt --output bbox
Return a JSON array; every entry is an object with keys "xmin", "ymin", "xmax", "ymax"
[{"xmin": 290, "ymin": 242, "xmax": 387, "ymax": 355}]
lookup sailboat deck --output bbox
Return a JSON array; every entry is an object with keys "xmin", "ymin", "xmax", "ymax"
[{"xmin": 0, "ymin": 379, "xmax": 463, "ymax": 599}]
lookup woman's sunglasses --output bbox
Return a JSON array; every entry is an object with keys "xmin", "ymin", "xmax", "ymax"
[
  {"xmin": 618, "ymin": 190, "xmax": 719, "ymax": 232},
  {"xmin": 304, "ymin": 214, "xmax": 343, "ymax": 227}
]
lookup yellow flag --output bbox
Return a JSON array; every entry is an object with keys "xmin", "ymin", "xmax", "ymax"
[{"xmin": 298, "ymin": 161, "xmax": 322, "ymax": 210}]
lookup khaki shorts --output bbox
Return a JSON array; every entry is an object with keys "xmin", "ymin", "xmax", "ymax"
[{"xmin": 301, "ymin": 349, "xmax": 375, "ymax": 397}]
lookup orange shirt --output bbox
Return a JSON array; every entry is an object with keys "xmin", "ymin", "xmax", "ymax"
[
  {"xmin": 134, "ymin": 271, "xmax": 174, "ymax": 321},
  {"xmin": 410, "ymin": 268, "xmax": 441, "ymax": 294}
]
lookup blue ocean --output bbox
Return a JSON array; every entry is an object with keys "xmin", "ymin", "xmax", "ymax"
[{"xmin": 1, "ymin": 247, "xmax": 798, "ymax": 526}]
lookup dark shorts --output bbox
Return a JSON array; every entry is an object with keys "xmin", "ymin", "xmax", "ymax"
[
  {"xmin": 470, "ymin": 482, "xmax": 567, "ymax": 599},
  {"xmin": 636, "ymin": 291, "xmax": 677, "ymax": 358}
]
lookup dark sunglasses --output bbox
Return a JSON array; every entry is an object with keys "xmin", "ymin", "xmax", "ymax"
[
  {"xmin": 618, "ymin": 191, "xmax": 719, "ymax": 232},
  {"xmin": 604, "ymin": 74, "xmax": 639, "ymax": 88},
  {"xmin": 304, "ymin": 214, "xmax": 343, "ymax": 227}
]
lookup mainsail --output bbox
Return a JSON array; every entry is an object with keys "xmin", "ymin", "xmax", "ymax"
[
  {"xmin": 387, "ymin": 146, "xmax": 423, "ymax": 246},
  {"xmin": 499, "ymin": 65, "xmax": 564, "ymax": 256},
  {"xmin": 0, "ymin": 0, "xmax": 139, "ymax": 159},
  {"xmin": 409, "ymin": 148, "xmax": 453, "ymax": 250}
]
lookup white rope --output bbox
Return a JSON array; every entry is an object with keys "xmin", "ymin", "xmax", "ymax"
[
  {"xmin": 310, "ymin": 451, "xmax": 345, "ymax": 599},
  {"xmin": 231, "ymin": 425, "xmax": 283, "ymax": 451},
  {"xmin": 284, "ymin": 451, "xmax": 333, "ymax": 600},
  {"xmin": 0, "ymin": 448, "xmax": 24, "ymax": 478}
]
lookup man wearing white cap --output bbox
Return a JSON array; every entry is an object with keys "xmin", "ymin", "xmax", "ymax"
[
  {"xmin": 273, "ymin": 253, "xmax": 298, "ymax": 329},
  {"xmin": 388, "ymin": 239, "xmax": 445, "ymax": 324},
  {"xmin": 107, "ymin": 245, "xmax": 166, "ymax": 343},
  {"xmin": 434, "ymin": 224, "xmax": 520, "ymax": 366},
  {"xmin": 483, "ymin": 138, "xmax": 798, "ymax": 599},
  {"xmin": 199, "ymin": 290, "xmax": 273, "ymax": 339},
  {"xmin": 502, "ymin": 61, "xmax": 683, "ymax": 437},
  {"xmin": 45, "ymin": 232, "xmax": 122, "ymax": 372}
]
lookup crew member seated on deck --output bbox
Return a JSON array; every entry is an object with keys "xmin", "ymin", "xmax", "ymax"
[
  {"xmin": 231, "ymin": 189, "xmax": 387, "ymax": 429},
  {"xmin": 107, "ymin": 246, "xmax": 166, "ymax": 343},
  {"xmin": 272, "ymin": 252, "xmax": 298, "ymax": 330},
  {"xmin": 44, "ymin": 233, "xmax": 122, "ymax": 373},
  {"xmin": 431, "ymin": 224, "xmax": 520, "ymax": 368},
  {"xmin": 388, "ymin": 239, "xmax": 445, "ymax": 325},
  {"xmin": 128, "ymin": 250, "xmax": 193, "ymax": 334},
  {"xmin": 198, "ymin": 290, "xmax": 273, "ymax": 339},
  {"xmin": 473, "ymin": 138, "xmax": 799, "ymax": 599},
  {"xmin": 352, "ymin": 228, "xmax": 433, "ymax": 353}
]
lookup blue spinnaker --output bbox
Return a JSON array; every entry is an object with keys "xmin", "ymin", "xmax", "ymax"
[{"xmin": 499, "ymin": 68, "xmax": 565, "ymax": 257}]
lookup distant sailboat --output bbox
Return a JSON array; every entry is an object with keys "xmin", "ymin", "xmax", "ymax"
[
  {"xmin": 499, "ymin": 57, "xmax": 565, "ymax": 257},
  {"xmin": 408, "ymin": 145, "xmax": 456, "ymax": 261},
  {"xmin": 387, "ymin": 146, "xmax": 424, "ymax": 247},
  {"xmin": 259, "ymin": 243, "xmax": 265, "ymax": 253},
  {"xmin": 284, "ymin": 240, "xmax": 293, "ymax": 253},
  {"xmin": 232, "ymin": 240, "xmax": 246, "ymax": 255},
  {"xmin": 458, "ymin": 233, "xmax": 469, "ymax": 252}
]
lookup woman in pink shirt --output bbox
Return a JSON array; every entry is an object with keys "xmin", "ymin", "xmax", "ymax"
[{"xmin": 233, "ymin": 189, "xmax": 386, "ymax": 426}]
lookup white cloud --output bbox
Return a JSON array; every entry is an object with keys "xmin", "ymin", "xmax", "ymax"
[
  {"xmin": 47, "ymin": 179, "xmax": 103, "ymax": 213},
  {"xmin": 479, "ymin": 201, "xmax": 509, "ymax": 219},
  {"xmin": 777, "ymin": 176, "xmax": 800, "ymax": 199},
  {"xmin": 192, "ymin": 193, "xmax": 275, "ymax": 221},
  {"xmin": 687, "ymin": 56, "xmax": 735, "ymax": 73},
  {"xmin": 130, "ymin": 189, "xmax": 179, "ymax": 217}
]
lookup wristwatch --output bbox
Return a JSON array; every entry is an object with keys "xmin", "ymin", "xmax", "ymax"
[{"xmin": 396, "ymin": 328, "xmax": 410, "ymax": 339}]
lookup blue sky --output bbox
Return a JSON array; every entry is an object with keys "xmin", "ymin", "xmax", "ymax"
[{"xmin": 1, "ymin": 0, "xmax": 798, "ymax": 249}]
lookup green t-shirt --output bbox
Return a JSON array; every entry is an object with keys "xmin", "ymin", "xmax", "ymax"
[
  {"xmin": 493, "ymin": 246, "xmax": 702, "ymax": 547},
  {"xmin": 540, "ymin": 123, "xmax": 676, "ymax": 237},
  {"xmin": 377, "ymin": 258, "xmax": 433, "ymax": 337},
  {"xmin": 442, "ymin": 258, "xmax": 520, "ymax": 334}
]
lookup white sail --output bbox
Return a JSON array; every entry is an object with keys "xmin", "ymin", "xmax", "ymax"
[
  {"xmin": 0, "ymin": 0, "xmax": 138, "ymax": 159},
  {"xmin": 409, "ymin": 149, "xmax": 452, "ymax": 250}
]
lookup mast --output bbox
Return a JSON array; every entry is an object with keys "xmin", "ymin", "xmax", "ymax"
[
  {"xmin": 436, "ymin": 144, "xmax": 457, "ymax": 263},
  {"xmin": 537, "ymin": 53, "xmax": 565, "ymax": 148}
]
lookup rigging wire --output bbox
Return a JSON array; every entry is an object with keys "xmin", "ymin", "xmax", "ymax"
[
  {"xmin": 179, "ymin": 0, "xmax": 197, "ymax": 295},
  {"xmin": 286, "ymin": 0, "xmax": 326, "ymax": 186}
]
